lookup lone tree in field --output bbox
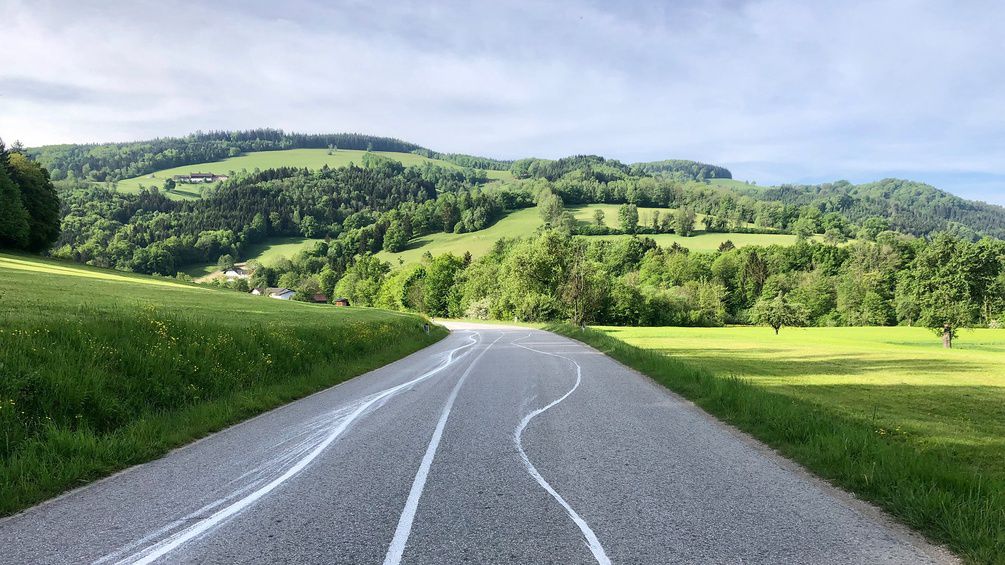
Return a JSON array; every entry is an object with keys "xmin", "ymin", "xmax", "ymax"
[
  {"xmin": 674, "ymin": 206, "xmax": 697, "ymax": 236},
  {"xmin": 896, "ymin": 232, "xmax": 992, "ymax": 348},
  {"xmin": 751, "ymin": 292, "xmax": 809, "ymax": 334},
  {"xmin": 592, "ymin": 208, "xmax": 605, "ymax": 227},
  {"xmin": 618, "ymin": 203, "xmax": 639, "ymax": 234}
]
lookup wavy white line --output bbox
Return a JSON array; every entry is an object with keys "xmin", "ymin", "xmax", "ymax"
[
  {"xmin": 512, "ymin": 334, "xmax": 611, "ymax": 565},
  {"xmin": 383, "ymin": 333, "xmax": 504, "ymax": 565},
  {"xmin": 101, "ymin": 332, "xmax": 480, "ymax": 565}
]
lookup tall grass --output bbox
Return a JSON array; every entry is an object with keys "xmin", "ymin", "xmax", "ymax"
[
  {"xmin": 0, "ymin": 255, "xmax": 445, "ymax": 516},
  {"xmin": 548, "ymin": 324, "xmax": 1004, "ymax": 564}
]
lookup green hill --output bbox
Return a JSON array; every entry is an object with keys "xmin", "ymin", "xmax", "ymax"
[
  {"xmin": 114, "ymin": 149, "xmax": 512, "ymax": 198},
  {"xmin": 0, "ymin": 252, "xmax": 444, "ymax": 516},
  {"xmin": 376, "ymin": 204, "xmax": 796, "ymax": 266},
  {"xmin": 375, "ymin": 203, "xmax": 791, "ymax": 265},
  {"xmin": 203, "ymin": 204, "xmax": 798, "ymax": 271}
]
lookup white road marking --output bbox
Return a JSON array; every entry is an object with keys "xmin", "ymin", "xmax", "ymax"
[
  {"xmin": 512, "ymin": 334, "xmax": 612, "ymax": 565},
  {"xmin": 101, "ymin": 333, "xmax": 480, "ymax": 565},
  {"xmin": 383, "ymin": 333, "xmax": 504, "ymax": 565}
]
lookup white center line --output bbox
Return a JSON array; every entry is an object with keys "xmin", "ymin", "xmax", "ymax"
[
  {"xmin": 383, "ymin": 333, "xmax": 504, "ymax": 565},
  {"xmin": 512, "ymin": 333, "xmax": 611, "ymax": 565}
]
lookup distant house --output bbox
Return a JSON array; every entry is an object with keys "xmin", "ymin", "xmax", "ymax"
[
  {"xmin": 310, "ymin": 293, "xmax": 328, "ymax": 304},
  {"xmin": 333, "ymin": 297, "xmax": 350, "ymax": 307},
  {"xmin": 223, "ymin": 266, "xmax": 249, "ymax": 280},
  {"xmin": 269, "ymin": 288, "xmax": 296, "ymax": 300},
  {"xmin": 171, "ymin": 172, "xmax": 229, "ymax": 184},
  {"xmin": 251, "ymin": 287, "xmax": 295, "ymax": 300}
]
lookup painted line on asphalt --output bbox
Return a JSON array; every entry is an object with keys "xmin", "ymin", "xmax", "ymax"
[
  {"xmin": 101, "ymin": 332, "xmax": 481, "ymax": 565},
  {"xmin": 512, "ymin": 334, "xmax": 611, "ymax": 565},
  {"xmin": 383, "ymin": 333, "xmax": 505, "ymax": 565}
]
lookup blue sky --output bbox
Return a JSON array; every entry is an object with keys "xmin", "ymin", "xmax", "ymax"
[{"xmin": 2, "ymin": 0, "xmax": 1003, "ymax": 204}]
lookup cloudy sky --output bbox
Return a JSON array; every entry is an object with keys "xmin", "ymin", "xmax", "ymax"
[{"xmin": 2, "ymin": 0, "xmax": 1003, "ymax": 203}]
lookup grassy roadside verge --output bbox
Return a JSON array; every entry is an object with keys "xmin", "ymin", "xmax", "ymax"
[
  {"xmin": 0, "ymin": 253, "xmax": 446, "ymax": 517},
  {"xmin": 547, "ymin": 324, "xmax": 1003, "ymax": 564}
]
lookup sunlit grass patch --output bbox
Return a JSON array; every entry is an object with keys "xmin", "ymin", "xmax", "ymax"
[
  {"xmin": 0, "ymin": 253, "xmax": 444, "ymax": 516},
  {"xmin": 551, "ymin": 324, "xmax": 1005, "ymax": 563}
]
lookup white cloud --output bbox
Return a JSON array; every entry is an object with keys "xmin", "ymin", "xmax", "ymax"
[{"xmin": 1, "ymin": 0, "xmax": 1003, "ymax": 203}]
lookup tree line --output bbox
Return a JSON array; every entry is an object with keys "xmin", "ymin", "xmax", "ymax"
[
  {"xmin": 314, "ymin": 230, "xmax": 1004, "ymax": 346},
  {"xmin": 753, "ymin": 178, "xmax": 1005, "ymax": 240},
  {"xmin": 0, "ymin": 140, "xmax": 60, "ymax": 253}
]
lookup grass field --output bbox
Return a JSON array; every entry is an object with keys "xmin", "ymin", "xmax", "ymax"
[
  {"xmin": 378, "ymin": 207, "xmax": 543, "ymax": 265},
  {"xmin": 553, "ymin": 325, "xmax": 1005, "ymax": 563},
  {"xmin": 113, "ymin": 149, "xmax": 513, "ymax": 198},
  {"xmin": 182, "ymin": 236, "xmax": 326, "ymax": 277},
  {"xmin": 180, "ymin": 204, "xmax": 803, "ymax": 274},
  {"xmin": 377, "ymin": 204, "xmax": 798, "ymax": 265},
  {"xmin": 0, "ymin": 252, "xmax": 444, "ymax": 516}
]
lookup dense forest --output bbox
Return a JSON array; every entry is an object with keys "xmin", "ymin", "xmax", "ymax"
[
  {"xmin": 752, "ymin": 179, "xmax": 1005, "ymax": 240},
  {"xmin": 0, "ymin": 140, "xmax": 60, "ymax": 252},
  {"xmin": 410, "ymin": 149, "xmax": 513, "ymax": 171},
  {"xmin": 328, "ymin": 231, "xmax": 1005, "ymax": 338},
  {"xmin": 629, "ymin": 159, "xmax": 733, "ymax": 180}
]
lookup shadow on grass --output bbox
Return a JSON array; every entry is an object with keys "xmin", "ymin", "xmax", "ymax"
[
  {"xmin": 646, "ymin": 348, "xmax": 987, "ymax": 378},
  {"xmin": 548, "ymin": 324, "xmax": 1005, "ymax": 564}
]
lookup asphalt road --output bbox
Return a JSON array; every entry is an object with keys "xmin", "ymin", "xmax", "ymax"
[{"xmin": 0, "ymin": 323, "xmax": 955, "ymax": 564}]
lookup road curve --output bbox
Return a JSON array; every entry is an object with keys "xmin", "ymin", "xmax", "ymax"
[{"xmin": 0, "ymin": 323, "xmax": 955, "ymax": 564}]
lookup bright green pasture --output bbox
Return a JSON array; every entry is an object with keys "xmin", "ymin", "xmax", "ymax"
[
  {"xmin": 377, "ymin": 207, "xmax": 544, "ymax": 265},
  {"xmin": 183, "ymin": 236, "xmax": 327, "ymax": 277},
  {"xmin": 557, "ymin": 324, "xmax": 1005, "ymax": 562},
  {"xmin": 599, "ymin": 325, "xmax": 1005, "ymax": 488},
  {"xmin": 185, "ymin": 203, "xmax": 802, "ymax": 273},
  {"xmin": 377, "ymin": 204, "xmax": 799, "ymax": 265},
  {"xmin": 113, "ymin": 149, "xmax": 512, "ymax": 197},
  {"xmin": 244, "ymin": 236, "xmax": 326, "ymax": 266}
]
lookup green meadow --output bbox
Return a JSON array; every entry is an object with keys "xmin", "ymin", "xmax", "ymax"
[
  {"xmin": 376, "ymin": 204, "xmax": 797, "ymax": 266},
  {"xmin": 182, "ymin": 204, "xmax": 804, "ymax": 274},
  {"xmin": 183, "ymin": 235, "xmax": 327, "ymax": 277},
  {"xmin": 556, "ymin": 325, "xmax": 1005, "ymax": 563},
  {"xmin": 0, "ymin": 253, "xmax": 444, "ymax": 516},
  {"xmin": 112, "ymin": 148, "xmax": 513, "ymax": 198}
]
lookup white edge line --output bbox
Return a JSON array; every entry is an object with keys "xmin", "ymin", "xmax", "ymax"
[{"xmin": 109, "ymin": 332, "xmax": 480, "ymax": 565}]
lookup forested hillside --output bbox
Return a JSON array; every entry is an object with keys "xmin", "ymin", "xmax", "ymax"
[
  {"xmin": 629, "ymin": 159, "xmax": 732, "ymax": 179},
  {"xmin": 753, "ymin": 178, "xmax": 1005, "ymax": 240},
  {"xmin": 27, "ymin": 130, "xmax": 425, "ymax": 183},
  {"xmin": 6, "ymin": 129, "xmax": 1004, "ymax": 336}
]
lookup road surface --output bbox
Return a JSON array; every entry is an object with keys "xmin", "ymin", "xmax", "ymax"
[{"xmin": 0, "ymin": 323, "xmax": 954, "ymax": 564}]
